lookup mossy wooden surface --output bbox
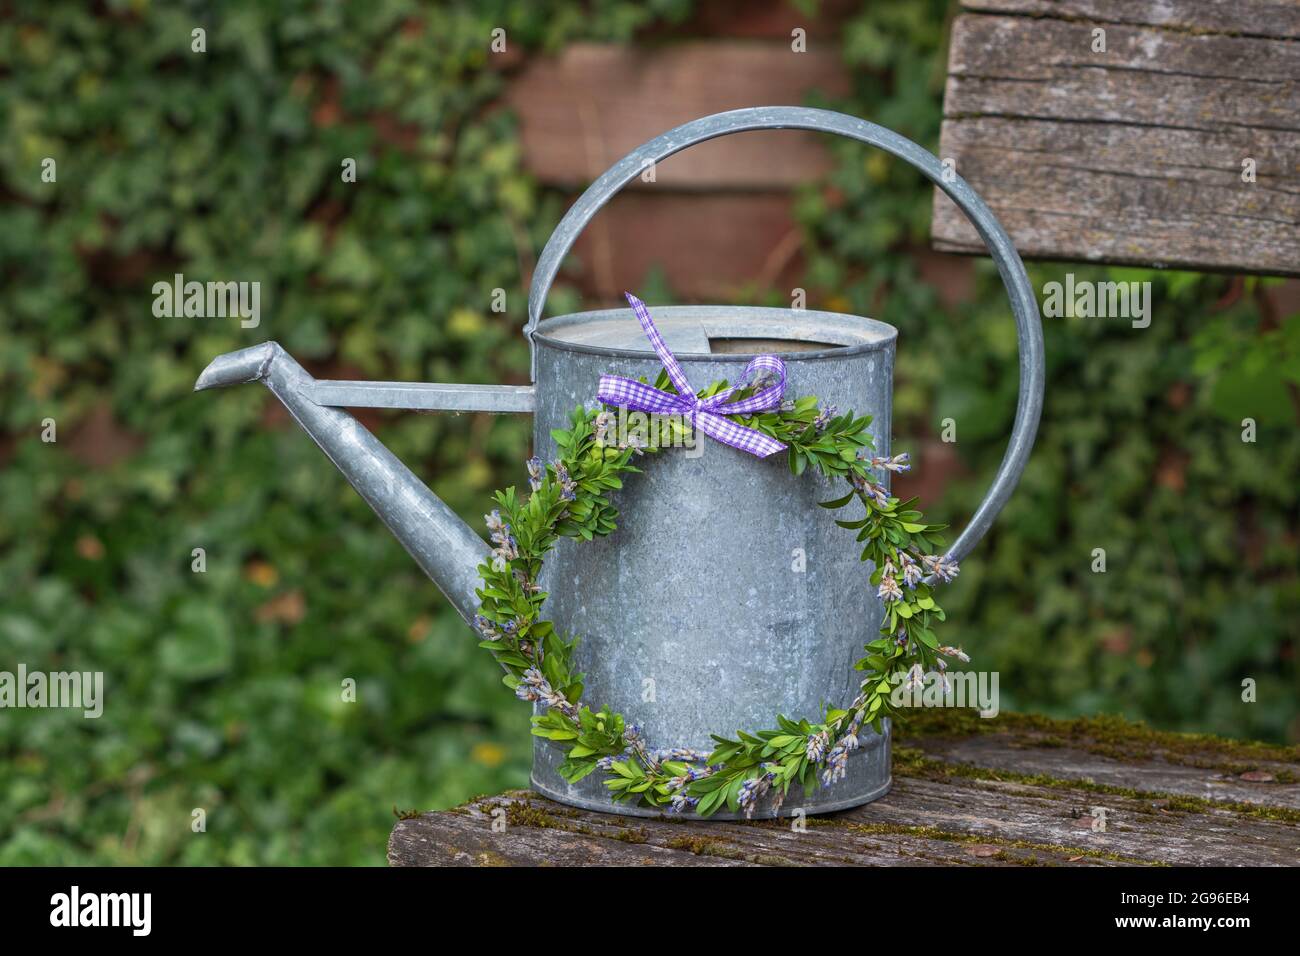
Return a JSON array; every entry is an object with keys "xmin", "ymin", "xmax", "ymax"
[{"xmin": 389, "ymin": 711, "xmax": 1300, "ymax": 866}]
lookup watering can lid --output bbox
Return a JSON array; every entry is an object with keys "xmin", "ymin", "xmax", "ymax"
[{"xmin": 534, "ymin": 305, "xmax": 896, "ymax": 359}]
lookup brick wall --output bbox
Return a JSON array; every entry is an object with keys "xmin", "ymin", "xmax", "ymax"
[{"xmin": 501, "ymin": 2, "xmax": 866, "ymax": 304}]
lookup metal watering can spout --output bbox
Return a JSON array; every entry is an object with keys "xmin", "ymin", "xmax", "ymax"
[{"xmin": 194, "ymin": 341, "xmax": 534, "ymax": 623}]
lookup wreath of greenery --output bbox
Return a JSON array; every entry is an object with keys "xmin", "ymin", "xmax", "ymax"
[{"xmin": 472, "ymin": 371, "xmax": 967, "ymax": 818}]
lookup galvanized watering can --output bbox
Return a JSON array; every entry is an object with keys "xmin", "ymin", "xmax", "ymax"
[{"xmin": 196, "ymin": 107, "xmax": 1044, "ymax": 818}]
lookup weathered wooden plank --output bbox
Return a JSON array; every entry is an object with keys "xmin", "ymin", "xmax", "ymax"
[
  {"xmin": 867, "ymin": 775, "xmax": 1298, "ymax": 867},
  {"xmin": 914, "ymin": 734, "xmax": 1300, "ymax": 809},
  {"xmin": 961, "ymin": 0, "xmax": 1300, "ymax": 40},
  {"xmin": 389, "ymin": 715, "xmax": 1300, "ymax": 867},
  {"xmin": 505, "ymin": 42, "xmax": 849, "ymax": 189},
  {"xmin": 946, "ymin": 16, "xmax": 1299, "ymax": 130},
  {"xmin": 389, "ymin": 783, "xmax": 1142, "ymax": 867},
  {"xmin": 933, "ymin": 116, "xmax": 1299, "ymax": 272},
  {"xmin": 390, "ymin": 774, "xmax": 1297, "ymax": 867},
  {"xmin": 933, "ymin": 6, "xmax": 1300, "ymax": 275}
]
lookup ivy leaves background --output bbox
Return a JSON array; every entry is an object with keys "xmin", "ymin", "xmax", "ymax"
[{"xmin": 1, "ymin": 0, "xmax": 1295, "ymax": 863}]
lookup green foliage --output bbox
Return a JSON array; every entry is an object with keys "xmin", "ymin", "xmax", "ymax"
[
  {"xmin": 477, "ymin": 397, "xmax": 962, "ymax": 817},
  {"xmin": 2, "ymin": 0, "xmax": 1295, "ymax": 862},
  {"xmin": 0, "ymin": 0, "xmax": 693, "ymax": 866}
]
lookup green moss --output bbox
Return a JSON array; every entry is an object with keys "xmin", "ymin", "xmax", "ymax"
[
  {"xmin": 1162, "ymin": 796, "xmax": 1210, "ymax": 814},
  {"xmin": 891, "ymin": 745, "xmax": 934, "ymax": 772},
  {"xmin": 498, "ymin": 798, "xmax": 592, "ymax": 832},
  {"xmin": 467, "ymin": 792, "xmax": 586, "ymax": 831},
  {"xmin": 660, "ymin": 835, "xmax": 754, "ymax": 861},
  {"xmin": 827, "ymin": 820, "xmax": 1160, "ymax": 866},
  {"xmin": 504, "ymin": 801, "xmax": 563, "ymax": 829},
  {"xmin": 665, "ymin": 835, "xmax": 723, "ymax": 855},
  {"xmin": 898, "ymin": 709, "xmax": 1298, "ymax": 781},
  {"xmin": 893, "ymin": 747, "xmax": 1300, "ymax": 824},
  {"xmin": 493, "ymin": 803, "xmax": 786, "ymax": 861}
]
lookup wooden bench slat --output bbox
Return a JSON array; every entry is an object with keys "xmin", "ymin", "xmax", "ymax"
[
  {"xmin": 945, "ymin": 16, "xmax": 1299, "ymax": 130},
  {"xmin": 961, "ymin": 0, "xmax": 1300, "ymax": 40},
  {"xmin": 917, "ymin": 734, "xmax": 1300, "ymax": 810},
  {"xmin": 933, "ymin": 117, "xmax": 1300, "ymax": 273},
  {"xmin": 390, "ymin": 717, "xmax": 1300, "ymax": 866},
  {"xmin": 933, "ymin": 3, "xmax": 1300, "ymax": 275}
]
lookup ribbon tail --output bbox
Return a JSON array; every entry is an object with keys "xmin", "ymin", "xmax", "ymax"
[
  {"xmin": 624, "ymin": 293, "xmax": 696, "ymax": 399},
  {"xmin": 714, "ymin": 355, "xmax": 788, "ymax": 416},
  {"xmin": 695, "ymin": 411, "xmax": 788, "ymax": 459},
  {"xmin": 597, "ymin": 375, "xmax": 690, "ymax": 416}
]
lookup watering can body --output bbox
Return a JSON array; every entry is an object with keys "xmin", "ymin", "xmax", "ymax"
[
  {"xmin": 196, "ymin": 108, "xmax": 1044, "ymax": 819},
  {"xmin": 530, "ymin": 305, "xmax": 898, "ymax": 814}
]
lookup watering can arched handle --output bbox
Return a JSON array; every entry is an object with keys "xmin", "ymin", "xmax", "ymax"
[{"xmin": 526, "ymin": 107, "xmax": 1044, "ymax": 564}]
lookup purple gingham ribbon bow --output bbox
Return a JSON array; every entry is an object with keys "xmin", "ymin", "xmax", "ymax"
[{"xmin": 596, "ymin": 293, "xmax": 788, "ymax": 458}]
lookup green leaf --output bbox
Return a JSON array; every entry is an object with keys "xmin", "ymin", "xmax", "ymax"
[
  {"xmin": 697, "ymin": 786, "xmax": 727, "ymax": 817},
  {"xmin": 819, "ymin": 490, "xmax": 855, "ymax": 509},
  {"xmin": 559, "ymin": 760, "xmax": 599, "ymax": 783}
]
